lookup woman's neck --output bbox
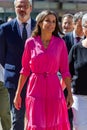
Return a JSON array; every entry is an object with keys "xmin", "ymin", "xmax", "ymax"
[
  {"xmin": 41, "ymin": 34, "xmax": 52, "ymax": 49},
  {"xmin": 41, "ymin": 33, "xmax": 52, "ymax": 42}
]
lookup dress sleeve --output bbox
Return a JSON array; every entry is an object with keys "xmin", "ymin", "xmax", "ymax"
[
  {"xmin": 59, "ymin": 39, "xmax": 71, "ymax": 79},
  {"xmin": 20, "ymin": 40, "xmax": 31, "ymax": 76}
]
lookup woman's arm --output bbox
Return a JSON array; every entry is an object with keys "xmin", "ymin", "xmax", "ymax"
[
  {"xmin": 64, "ymin": 77, "xmax": 73, "ymax": 109},
  {"xmin": 14, "ymin": 74, "xmax": 28, "ymax": 110}
]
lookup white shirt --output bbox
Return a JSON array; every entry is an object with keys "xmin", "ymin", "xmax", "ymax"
[
  {"xmin": 0, "ymin": 64, "xmax": 4, "ymax": 82},
  {"xmin": 17, "ymin": 17, "xmax": 32, "ymax": 38},
  {"xmin": 73, "ymin": 30, "xmax": 84, "ymax": 44}
]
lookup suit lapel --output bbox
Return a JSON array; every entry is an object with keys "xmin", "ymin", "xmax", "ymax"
[
  {"xmin": 12, "ymin": 19, "xmax": 21, "ymax": 39},
  {"xmin": 12, "ymin": 19, "xmax": 24, "ymax": 46},
  {"xmin": 70, "ymin": 32, "xmax": 74, "ymax": 45},
  {"xmin": 31, "ymin": 18, "xmax": 36, "ymax": 31}
]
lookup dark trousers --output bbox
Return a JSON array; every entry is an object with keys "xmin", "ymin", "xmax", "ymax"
[
  {"xmin": 8, "ymin": 85, "xmax": 26, "ymax": 130},
  {"xmin": 64, "ymin": 88, "xmax": 73, "ymax": 130},
  {"xmin": 68, "ymin": 108, "xmax": 73, "ymax": 130}
]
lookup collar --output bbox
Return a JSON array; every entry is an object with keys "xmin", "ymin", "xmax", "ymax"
[
  {"xmin": 16, "ymin": 17, "xmax": 31, "ymax": 26},
  {"xmin": 73, "ymin": 30, "xmax": 84, "ymax": 39}
]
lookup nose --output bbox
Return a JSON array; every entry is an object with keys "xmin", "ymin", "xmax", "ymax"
[
  {"xmin": 65, "ymin": 23, "xmax": 69, "ymax": 27},
  {"xmin": 45, "ymin": 20, "xmax": 56, "ymax": 25},
  {"xmin": 49, "ymin": 21, "xmax": 55, "ymax": 24},
  {"xmin": 20, "ymin": 7, "xmax": 25, "ymax": 11}
]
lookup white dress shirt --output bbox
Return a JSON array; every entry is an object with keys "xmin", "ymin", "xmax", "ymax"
[
  {"xmin": 73, "ymin": 30, "xmax": 84, "ymax": 44},
  {"xmin": 17, "ymin": 17, "xmax": 32, "ymax": 39}
]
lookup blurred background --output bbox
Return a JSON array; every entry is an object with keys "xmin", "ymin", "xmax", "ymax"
[{"xmin": 0, "ymin": 0, "xmax": 87, "ymax": 24}]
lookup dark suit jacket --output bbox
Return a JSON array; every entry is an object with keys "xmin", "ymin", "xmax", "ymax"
[
  {"xmin": 63, "ymin": 32, "xmax": 76, "ymax": 97},
  {"xmin": 63, "ymin": 32, "xmax": 74, "ymax": 54},
  {"xmin": 0, "ymin": 18, "xmax": 36, "ymax": 89},
  {"xmin": 63, "ymin": 32, "xmax": 85, "ymax": 54}
]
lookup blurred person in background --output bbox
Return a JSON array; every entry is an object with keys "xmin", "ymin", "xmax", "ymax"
[
  {"xmin": 0, "ymin": 16, "xmax": 11, "ymax": 130},
  {"xmin": 64, "ymin": 11, "xmax": 84, "ymax": 53},
  {"xmin": 62, "ymin": 13, "xmax": 74, "ymax": 34},
  {"xmin": 0, "ymin": 64, "xmax": 11, "ymax": 130},
  {"xmin": 69, "ymin": 13, "xmax": 87, "ymax": 130},
  {"xmin": 7, "ymin": 16, "xmax": 13, "ymax": 22},
  {"xmin": 63, "ymin": 11, "xmax": 84, "ymax": 130},
  {"xmin": 0, "ymin": 0, "xmax": 36, "ymax": 130},
  {"xmin": 59, "ymin": 13, "xmax": 74, "ymax": 130},
  {"xmin": 0, "ymin": 19, "xmax": 4, "ymax": 24}
]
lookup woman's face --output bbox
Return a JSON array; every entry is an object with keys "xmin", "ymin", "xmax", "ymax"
[{"xmin": 40, "ymin": 14, "xmax": 56, "ymax": 34}]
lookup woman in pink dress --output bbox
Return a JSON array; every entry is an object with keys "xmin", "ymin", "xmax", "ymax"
[{"xmin": 14, "ymin": 10, "xmax": 73, "ymax": 130}]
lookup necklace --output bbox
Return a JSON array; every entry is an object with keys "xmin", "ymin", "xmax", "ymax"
[{"xmin": 42, "ymin": 40, "xmax": 50, "ymax": 48}]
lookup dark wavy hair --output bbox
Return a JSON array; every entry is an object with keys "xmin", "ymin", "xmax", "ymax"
[{"xmin": 32, "ymin": 10, "xmax": 63, "ymax": 37}]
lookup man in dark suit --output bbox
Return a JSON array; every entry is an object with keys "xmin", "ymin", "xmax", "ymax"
[
  {"xmin": 64, "ymin": 12, "xmax": 84, "ymax": 53},
  {"xmin": 0, "ymin": 0, "xmax": 36, "ymax": 130},
  {"xmin": 62, "ymin": 13, "xmax": 74, "ymax": 34},
  {"xmin": 63, "ymin": 11, "xmax": 84, "ymax": 130}
]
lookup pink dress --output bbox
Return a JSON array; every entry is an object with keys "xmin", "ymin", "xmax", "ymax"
[{"xmin": 20, "ymin": 35, "xmax": 70, "ymax": 130}]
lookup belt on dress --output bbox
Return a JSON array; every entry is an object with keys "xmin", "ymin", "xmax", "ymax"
[{"xmin": 32, "ymin": 72, "xmax": 57, "ymax": 78}]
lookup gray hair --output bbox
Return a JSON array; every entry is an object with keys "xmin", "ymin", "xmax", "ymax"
[
  {"xmin": 73, "ymin": 11, "xmax": 83, "ymax": 23},
  {"xmin": 62, "ymin": 13, "xmax": 73, "ymax": 22},
  {"xmin": 82, "ymin": 13, "xmax": 87, "ymax": 27},
  {"xmin": 14, "ymin": 0, "xmax": 32, "ymax": 6}
]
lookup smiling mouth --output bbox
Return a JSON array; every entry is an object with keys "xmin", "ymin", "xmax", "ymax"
[{"xmin": 20, "ymin": 12, "xmax": 26, "ymax": 17}]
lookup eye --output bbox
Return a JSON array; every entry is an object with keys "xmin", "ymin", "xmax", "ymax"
[
  {"xmin": 16, "ymin": 5, "xmax": 29, "ymax": 9},
  {"xmin": 44, "ymin": 20, "xmax": 50, "ymax": 23},
  {"xmin": 44, "ymin": 19, "xmax": 56, "ymax": 24},
  {"xmin": 52, "ymin": 20, "xmax": 56, "ymax": 24}
]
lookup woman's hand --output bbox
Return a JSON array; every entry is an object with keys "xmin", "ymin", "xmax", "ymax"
[
  {"xmin": 66, "ymin": 92, "xmax": 73, "ymax": 109},
  {"xmin": 14, "ymin": 94, "xmax": 22, "ymax": 110},
  {"xmin": 13, "ymin": 74, "xmax": 28, "ymax": 110},
  {"xmin": 63, "ymin": 77, "xmax": 73, "ymax": 108}
]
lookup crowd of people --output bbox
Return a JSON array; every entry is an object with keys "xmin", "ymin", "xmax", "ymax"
[{"xmin": 0, "ymin": 0, "xmax": 87, "ymax": 130}]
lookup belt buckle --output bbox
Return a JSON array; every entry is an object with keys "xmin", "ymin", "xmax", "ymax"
[{"xmin": 43, "ymin": 72, "xmax": 48, "ymax": 78}]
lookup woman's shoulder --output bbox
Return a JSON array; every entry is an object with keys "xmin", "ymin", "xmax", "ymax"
[
  {"xmin": 52, "ymin": 36, "xmax": 67, "ymax": 51},
  {"xmin": 53, "ymin": 35, "xmax": 65, "ymax": 43},
  {"xmin": 25, "ymin": 36, "xmax": 39, "ymax": 48},
  {"xmin": 27, "ymin": 36, "xmax": 39, "ymax": 42}
]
